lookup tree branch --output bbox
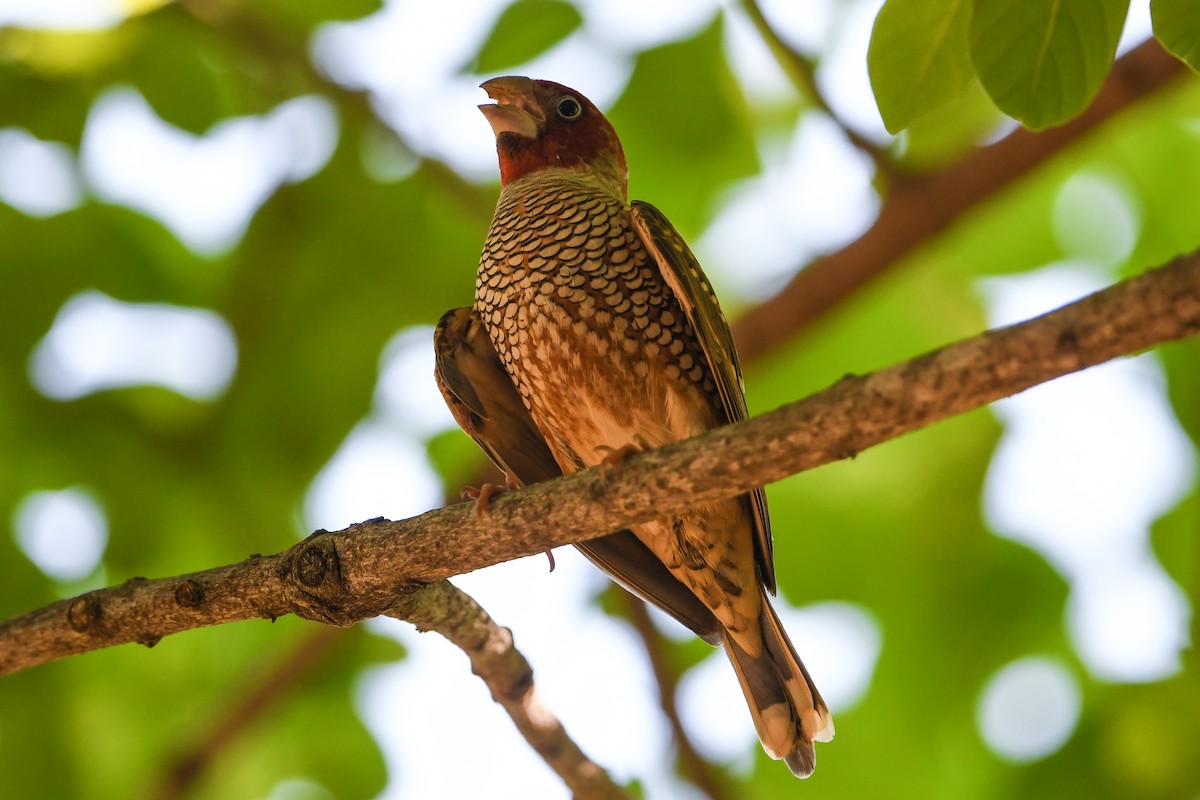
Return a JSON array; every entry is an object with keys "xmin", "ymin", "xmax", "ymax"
[
  {"xmin": 149, "ymin": 627, "xmax": 348, "ymax": 800},
  {"xmin": 740, "ymin": 0, "xmax": 895, "ymax": 177},
  {"xmin": 2, "ymin": 251, "xmax": 1197, "ymax": 677},
  {"xmin": 388, "ymin": 582, "xmax": 630, "ymax": 799},
  {"xmin": 620, "ymin": 593, "xmax": 733, "ymax": 799},
  {"xmin": 731, "ymin": 38, "xmax": 1190, "ymax": 361}
]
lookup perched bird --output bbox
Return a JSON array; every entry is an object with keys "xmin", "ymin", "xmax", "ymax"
[
  {"xmin": 438, "ymin": 75, "xmax": 833, "ymax": 776},
  {"xmin": 434, "ymin": 306, "xmax": 725, "ymax": 639}
]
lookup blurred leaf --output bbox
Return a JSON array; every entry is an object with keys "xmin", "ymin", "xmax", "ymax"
[
  {"xmin": 121, "ymin": 10, "xmax": 258, "ymax": 133},
  {"xmin": 1150, "ymin": 486, "xmax": 1197, "ymax": 600},
  {"xmin": 0, "ymin": 29, "xmax": 129, "ymax": 143},
  {"xmin": 968, "ymin": 0, "xmax": 1128, "ymax": 129},
  {"xmin": 868, "ymin": 0, "xmax": 975, "ymax": 133},
  {"xmin": 1159, "ymin": 338, "xmax": 1200, "ymax": 447},
  {"xmin": 1153, "ymin": 338, "xmax": 1198, "ymax": 599},
  {"xmin": 0, "ymin": 666, "xmax": 80, "ymax": 797},
  {"xmin": 897, "ymin": 78, "xmax": 1004, "ymax": 170},
  {"xmin": 213, "ymin": 153, "xmax": 489, "ymax": 532},
  {"xmin": 471, "ymin": 0, "xmax": 583, "ymax": 74},
  {"xmin": 1152, "ymin": 0, "xmax": 1200, "ymax": 71},
  {"xmin": 249, "ymin": 0, "xmax": 383, "ymax": 37},
  {"xmin": 0, "ymin": 28, "xmax": 132, "ymax": 77},
  {"xmin": 610, "ymin": 13, "xmax": 757, "ymax": 235},
  {"xmin": 0, "ymin": 71, "xmax": 92, "ymax": 143}
]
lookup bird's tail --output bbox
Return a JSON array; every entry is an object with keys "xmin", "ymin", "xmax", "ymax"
[{"xmin": 724, "ymin": 590, "xmax": 834, "ymax": 777}]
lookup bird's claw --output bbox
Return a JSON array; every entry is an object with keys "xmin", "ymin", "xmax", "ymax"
[
  {"xmin": 594, "ymin": 434, "xmax": 652, "ymax": 469},
  {"xmin": 462, "ymin": 482, "xmax": 507, "ymax": 517}
]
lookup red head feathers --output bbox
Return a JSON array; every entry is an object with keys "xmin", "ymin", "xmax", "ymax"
[{"xmin": 479, "ymin": 76, "xmax": 628, "ymax": 196}]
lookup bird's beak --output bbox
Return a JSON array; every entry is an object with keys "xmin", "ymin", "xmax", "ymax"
[{"xmin": 479, "ymin": 76, "xmax": 542, "ymax": 140}]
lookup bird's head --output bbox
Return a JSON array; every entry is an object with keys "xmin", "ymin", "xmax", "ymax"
[{"xmin": 479, "ymin": 76, "xmax": 627, "ymax": 197}]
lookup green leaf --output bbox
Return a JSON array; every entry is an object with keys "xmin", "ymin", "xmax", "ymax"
[
  {"xmin": 868, "ymin": 0, "xmax": 975, "ymax": 133},
  {"xmin": 1152, "ymin": 0, "xmax": 1200, "ymax": 71},
  {"xmin": 1150, "ymin": 485, "xmax": 1196, "ymax": 600},
  {"xmin": 124, "ymin": 22, "xmax": 233, "ymax": 134},
  {"xmin": 250, "ymin": 0, "xmax": 383, "ymax": 37},
  {"xmin": 471, "ymin": 0, "xmax": 583, "ymax": 74},
  {"xmin": 969, "ymin": 0, "xmax": 1129, "ymax": 129},
  {"xmin": 608, "ymin": 13, "xmax": 758, "ymax": 234},
  {"xmin": 898, "ymin": 79, "xmax": 1005, "ymax": 169}
]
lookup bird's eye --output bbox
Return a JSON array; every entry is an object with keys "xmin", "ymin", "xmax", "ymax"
[{"xmin": 557, "ymin": 96, "xmax": 583, "ymax": 120}]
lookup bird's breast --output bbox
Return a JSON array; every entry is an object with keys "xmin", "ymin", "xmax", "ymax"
[{"xmin": 476, "ymin": 172, "xmax": 717, "ymax": 466}]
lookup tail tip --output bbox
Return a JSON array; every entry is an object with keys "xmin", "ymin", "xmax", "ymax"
[
  {"xmin": 806, "ymin": 706, "xmax": 835, "ymax": 743},
  {"xmin": 783, "ymin": 742, "xmax": 817, "ymax": 778},
  {"xmin": 771, "ymin": 707, "xmax": 833, "ymax": 778}
]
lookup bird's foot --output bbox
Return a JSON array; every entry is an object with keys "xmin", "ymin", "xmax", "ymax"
[
  {"xmin": 595, "ymin": 434, "xmax": 652, "ymax": 469},
  {"xmin": 544, "ymin": 549, "xmax": 556, "ymax": 572},
  {"xmin": 461, "ymin": 482, "xmax": 507, "ymax": 516}
]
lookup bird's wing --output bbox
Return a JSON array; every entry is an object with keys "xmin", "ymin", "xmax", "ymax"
[
  {"xmin": 630, "ymin": 201, "xmax": 776, "ymax": 593},
  {"xmin": 433, "ymin": 306, "xmax": 722, "ymax": 641},
  {"xmin": 434, "ymin": 307, "xmax": 557, "ymax": 486}
]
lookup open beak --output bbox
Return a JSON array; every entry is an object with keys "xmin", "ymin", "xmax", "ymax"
[{"xmin": 479, "ymin": 76, "xmax": 542, "ymax": 140}]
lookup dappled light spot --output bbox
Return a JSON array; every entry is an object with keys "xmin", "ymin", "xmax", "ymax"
[
  {"xmin": 775, "ymin": 600, "xmax": 882, "ymax": 712},
  {"xmin": 311, "ymin": 0, "xmax": 630, "ymax": 183},
  {"xmin": 0, "ymin": 128, "xmax": 82, "ymax": 217},
  {"xmin": 698, "ymin": 114, "xmax": 877, "ymax": 300},
  {"xmin": 977, "ymin": 656, "xmax": 1081, "ymax": 762},
  {"xmin": 0, "ymin": 0, "xmax": 137, "ymax": 30},
  {"xmin": 1052, "ymin": 171, "xmax": 1140, "ymax": 265},
  {"xmin": 356, "ymin": 650, "xmax": 570, "ymax": 800},
  {"xmin": 303, "ymin": 420, "xmax": 443, "ymax": 534},
  {"xmin": 700, "ymin": 109, "xmax": 878, "ymax": 299},
  {"xmin": 81, "ymin": 88, "xmax": 337, "ymax": 254},
  {"xmin": 374, "ymin": 326, "xmax": 457, "ymax": 439},
  {"xmin": 260, "ymin": 778, "xmax": 336, "ymax": 800},
  {"xmin": 13, "ymin": 487, "xmax": 108, "ymax": 582},
  {"xmin": 981, "ymin": 266, "xmax": 1195, "ymax": 683},
  {"xmin": 358, "ymin": 124, "xmax": 421, "ymax": 184},
  {"xmin": 29, "ymin": 290, "xmax": 237, "ymax": 401},
  {"xmin": 751, "ymin": 0, "xmax": 835, "ymax": 55},
  {"xmin": 582, "ymin": 0, "xmax": 718, "ymax": 51},
  {"xmin": 810, "ymin": 0, "xmax": 890, "ymax": 138},
  {"xmin": 1069, "ymin": 566, "xmax": 1190, "ymax": 683},
  {"xmin": 678, "ymin": 648, "xmax": 758, "ymax": 767},
  {"xmin": 360, "ymin": 546, "xmax": 690, "ymax": 797},
  {"xmin": 722, "ymin": 4, "xmax": 795, "ymax": 103}
]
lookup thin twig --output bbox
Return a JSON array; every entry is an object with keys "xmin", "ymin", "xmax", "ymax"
[
  {"xmin": 389, "ymin": 582, "xmax": 630, "ymax": 800},
  {"xmin": 741, "ymin": 0, "xmax": 895, "ymax": 178},
  {"xmin": 621, "ymin": 593, "xmax": 733, "ymax": 800},
  {"xmin": 3, "ymin": 250, "xmax": 1196, "ymax": 677},
  {"xmin": 148, "ymin": 627, "xmax": 348, "ymax": 800},
  {"xmin": 731, "ymin": 38, "xmax": 1189, "ymax": 361}
]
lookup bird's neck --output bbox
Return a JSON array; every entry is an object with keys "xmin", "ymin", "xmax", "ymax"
[{"xmin": 500, "ymin": 162, "xmax": 628, "ymax": 207}]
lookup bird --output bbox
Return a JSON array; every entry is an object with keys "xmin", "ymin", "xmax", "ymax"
[
  {"xmin": 434, "ymin": 305, "xmax": 725, "ymax": 640},
  {"xmin": 436, "ymin": 75, "xmax": 833, "ymax": 776}
]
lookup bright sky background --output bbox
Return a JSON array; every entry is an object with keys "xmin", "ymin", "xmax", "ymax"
[{"xmin": 3, "ymin": 0, "xmax": 1190, "ymax": 797}]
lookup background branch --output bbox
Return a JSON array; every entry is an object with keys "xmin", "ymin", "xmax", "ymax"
[
  {"xmin": 741, "ymin": 0, "xmax": 893, "ymax": 175},
  {"xmin": 3, "ymin": 249, "xmax": 1196, "ymax": 676},
  {"xmin": 731, "ymin": 38, "xmax": 1188, "ymax": 361},
  {"xmin": 389, "ymin": 582, "xmax": 630, "ymax": 800},
  {"xmin": 621, "ymin": 593, "xmax": 733, "ymax": 800},
  {"xmin": 149, "ymin": 627, "xmax": 349, "ymax": 800}
]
